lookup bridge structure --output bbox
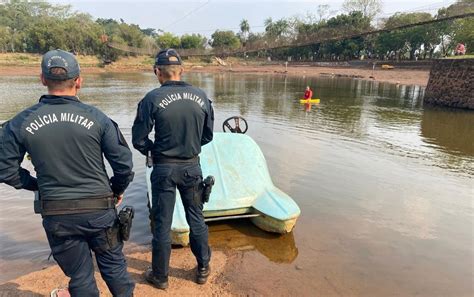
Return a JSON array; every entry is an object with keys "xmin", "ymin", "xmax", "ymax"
[{"xmin": 107, "ymin": 12, "xmax": 474, "ymax": 58}]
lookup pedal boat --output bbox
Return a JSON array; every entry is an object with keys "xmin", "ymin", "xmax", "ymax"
[{"xmin": 146, "ymin": 132, "xmax": 301, "ymax": 246}]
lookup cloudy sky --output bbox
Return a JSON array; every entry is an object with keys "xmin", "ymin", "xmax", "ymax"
[{"xmin": 51, "ymin": 0, "xmax": 457, "ymax": 36}]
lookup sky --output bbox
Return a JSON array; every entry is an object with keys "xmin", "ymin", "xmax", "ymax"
[{"xmin": 50, "ymin": 0, "xmax": 458, "ymax": 37}]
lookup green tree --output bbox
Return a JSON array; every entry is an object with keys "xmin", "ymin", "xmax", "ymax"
[
  {"xmin": 210, "ymin": 30, "xmax": 241, "ymax": 49},
  {"xmin": 63, "ymin": 13, "xmax": 102, "ymax": 55},
  {"xmin": 118, "ymin": 23, "xmax": 145, "ymax": 48},
  {"xmin": 452, "ymin": 18, "xmax": 474, "ymax": 53},
  {"xmin": 25, "ymin": 17, "xmax": 68, "ymax": 53},
  {"xmin": 446, "ymin": 0, "xmax": 474, "ymax": 54},
  {"xmin": 239, "ymin": 19, "xmax": 250, "ymax": 45},
  {"xmin": 141, "ymin": 28, "xmax": 158, "ymax": 37},
  {"xmin": 0, "ymin": 26, "xmax": 12, "ymax": 52},
  {"xmin": 320, "ymin": 12, "xmax": 372, "ymax": 60},
  {"xmin": 0, "ymin": 0, "xmax": 73, "ymax": 52},
  {"xmin": 264, "ymin": 18, "xmax": 291, "ymax": 40},
  {"xmin": 156, "ymin": 32, "xmax": 181, "ymax": 49},
  {"xmin": 180, "ymin": 34, "xmax": 206, "ymax": 49},
  {"xmin": 377, "ymin": 12, "xmax": 434, "ymax": 60}
]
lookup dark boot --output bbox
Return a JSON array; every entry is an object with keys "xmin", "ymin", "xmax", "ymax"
[
  {"xmin": 196, "ymin": 265, "xmax": 210, "ymax": 285},
  {"xmin": 144, "ymin": 268, "xmax": 168, "ymax": 290}
]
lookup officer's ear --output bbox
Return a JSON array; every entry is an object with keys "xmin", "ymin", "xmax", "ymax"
[
  {"xmin": 40, "ymin": 74, "xmax": 47, "ymax": 87},
  {"xmin": 155, "ymin": 67, "xmax": 164, "ymax": 83},
  {"xmin": 75, "ymin": 76, "xmax": 82, "ymax": 90},
  {"xmin": 153, "ymin": 67, "xmax": 161, "ymax": 78}
]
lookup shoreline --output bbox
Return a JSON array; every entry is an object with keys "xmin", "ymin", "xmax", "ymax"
[
  {"xmin": 0, "ymin": 248, "xmax": 236, "ymax": 296},
  {"xmin": 0, "ymin": 63, "xmax": 430, "ymax": 87}
]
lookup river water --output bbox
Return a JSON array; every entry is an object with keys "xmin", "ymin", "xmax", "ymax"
[{"xmin": 0, "ymin": 73, "xmax": 472, "ymax": 296}]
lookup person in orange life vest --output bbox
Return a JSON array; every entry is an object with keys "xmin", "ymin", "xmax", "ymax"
[{"xmin": 304, "ymin": 86, "xmax": 313, "ymax": 99}]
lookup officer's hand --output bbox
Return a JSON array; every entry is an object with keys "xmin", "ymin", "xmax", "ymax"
[{"xmin": 116, "ymin": 194, "xmax": 124, "ymax": 207}]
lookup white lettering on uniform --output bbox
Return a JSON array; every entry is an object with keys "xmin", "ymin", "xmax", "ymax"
[
  {"xmin": 34, "ymin": 119, "xmax": 42, "ymax": 128},
  {"xmin": 24, "ymin": 113, "xmax": 96, "ymax": 135},
  {"xmin": 158, "ymin": 92, "xmax": 205, "ymax": 110}
]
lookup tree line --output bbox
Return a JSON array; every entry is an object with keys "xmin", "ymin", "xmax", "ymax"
[{"xmin": 0, "ymin": 0, "xmax": 472, "ymax": 62}]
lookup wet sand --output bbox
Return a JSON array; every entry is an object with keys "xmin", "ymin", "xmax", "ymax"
[
  {"xmin": 0, "ymin": 249, "xmax": 232, "ymax": 296},
  {"xmin": 0, "ymin": 63, "xmax": 430, "ymax": 87}
]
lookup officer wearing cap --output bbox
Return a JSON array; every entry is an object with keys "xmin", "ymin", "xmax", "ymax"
[
  {"xmin": 132, "ymin": 49, "xmax": 214, "ymax": 289},
  {"xmin": 0, "ymin": 49, "xmax": 135, "ymax": 296}
]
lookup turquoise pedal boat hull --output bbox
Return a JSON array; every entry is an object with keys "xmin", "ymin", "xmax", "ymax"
[{"xmin": 146, "ymin": 132, "xmax": 301, "ymax": 246}]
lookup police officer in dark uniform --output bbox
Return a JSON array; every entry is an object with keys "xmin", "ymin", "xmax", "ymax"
[
  {"xmin": 0, "ymin": 49, "xmax": 135, "ymax": 297},
  {"xmin": 132, "ymin": 49, "xmax": 214, "ymax": 289}
]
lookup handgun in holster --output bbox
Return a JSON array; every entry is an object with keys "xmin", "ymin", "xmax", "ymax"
[
  {"xmin": 118, "ymin": 206, "xmax": 134, "ymax": 241},
  {"xmin": 201, "ymin": 176, "xmax": 215, "ymax": 203}
]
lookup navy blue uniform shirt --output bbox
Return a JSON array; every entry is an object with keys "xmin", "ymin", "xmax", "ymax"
[
  {"xmin": 132, "ymin": 80, "xmax": 214, "ymax": 159},
  {"xmin": 0, "ymin": 95, "xmax": 134, "ymax": 200}
]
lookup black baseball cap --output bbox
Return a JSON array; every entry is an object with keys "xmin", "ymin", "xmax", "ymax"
[
  {"xmin": 154, "ymin": 49, "xmax": 182, "ymax": 66},
  {"xmin": 41, "ymin": 49, "xmax": 80, "ymax": 80}
]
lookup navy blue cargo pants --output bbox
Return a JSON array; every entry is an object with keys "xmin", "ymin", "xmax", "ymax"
[
  {"xmin": 149, "ymin": 161, "xmax": 211, "ymax": 280},
  {"xmin": 42, "ymin": 209, "xmax": 135, "ymax": 297}
]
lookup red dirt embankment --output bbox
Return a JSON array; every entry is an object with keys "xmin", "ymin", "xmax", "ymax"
[{"xmin": 1, "ymin": 65, "xmax": 429, "ymax": 87}]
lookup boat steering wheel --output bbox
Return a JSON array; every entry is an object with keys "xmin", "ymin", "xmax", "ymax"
[{"xmin": 222, "ymin": 116, "xmax": 248, "ymax": 134}]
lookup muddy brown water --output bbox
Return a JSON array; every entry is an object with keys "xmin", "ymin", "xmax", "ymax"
[{"xmin": 0, "ymin": 73, "xmax": 472, "ymax": 296}]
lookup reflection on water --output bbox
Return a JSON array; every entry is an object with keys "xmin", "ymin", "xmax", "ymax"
[
  {"xmin": 421, "ymin": 106, "xmax": 474, "ymax": 156},
  {"xmin": 209, "ymin": 220, "xmax": 298, "ymax": 264},
  {"xmin": 0, "ymin": 73, "xmax": 472, "ymax": 296}
]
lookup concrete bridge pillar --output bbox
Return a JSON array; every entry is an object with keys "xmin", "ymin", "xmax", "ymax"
[{"xmin": 424, "ymin": 59, "xmax": 473, "ymax": 109}]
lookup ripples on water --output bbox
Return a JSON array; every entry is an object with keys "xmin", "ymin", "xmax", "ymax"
[{"xmin": 0, "ymin": 73, "xmax": 472, "ymax": 295}]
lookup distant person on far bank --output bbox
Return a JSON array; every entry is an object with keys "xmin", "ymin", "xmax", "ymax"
[
  {"xmin": 455, "ymin": 43, "xmax": 466, "ymax": 55},
  {"xmin": 0, "ymin": 49, "xmax": 135, "ymax": 297},
  {"xmin": 304, "ymin": 86, "xmax": 313, "ymax": 99},
  {"xmin": 132, "ymin": 49, "xmax": 214, "ymax": 290}
]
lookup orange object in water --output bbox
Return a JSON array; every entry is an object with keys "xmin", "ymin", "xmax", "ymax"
[{"xmin": 304, "ymin": 87, "xmax": 313, "ymax": 99}]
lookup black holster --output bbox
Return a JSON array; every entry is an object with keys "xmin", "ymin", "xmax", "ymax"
[
  {"xmin": 193, "ymin": 175, "xmax": 215, "ymax": 205},
  {"xmin": 201, "ymin": 176, "xmax": 215, "ymax": 203},
  {"xmin": 118, "ymin": 206, "xmax": 135, "ymax": 241}
]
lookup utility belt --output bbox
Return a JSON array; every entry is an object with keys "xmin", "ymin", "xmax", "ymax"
[
  {"xmin": 35, "ymin": 193, "xmax": 116, "ymax": 216},
  {"xmin": 35, "ymin": 192, "xmax": 135, "ymax": 243},
  {"xmin": 153, "ymin": 155, "xmax": 199, "ymax": 164}
]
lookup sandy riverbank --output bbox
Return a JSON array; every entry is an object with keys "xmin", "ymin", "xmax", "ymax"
[
  {"xmin": 0, "ymin": 248, "xmax": 234, "ymax": 296},
  {"xmin": 0, "ymin": 64, "xmax": 430, "ymax": 87},
  {"xmin": 0, "ymin": 53, "xmax": 430, "ymax": 87},
  {"xmin": 190, "ymin": 64, "xmax": 430, "ymax": 87}
]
